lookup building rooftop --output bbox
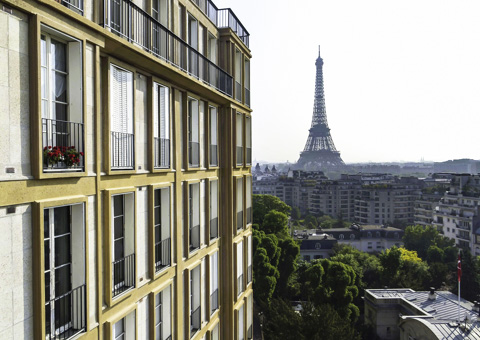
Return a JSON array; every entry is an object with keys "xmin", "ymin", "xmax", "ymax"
[{"xmin": 367, "ymin": 289, "xmax": 480, "ymax": 339}]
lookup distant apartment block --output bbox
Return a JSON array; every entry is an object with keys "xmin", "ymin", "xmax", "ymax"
[{"xmin": 0, "ymin": 0, "xmax": 253, "ymax": 339}]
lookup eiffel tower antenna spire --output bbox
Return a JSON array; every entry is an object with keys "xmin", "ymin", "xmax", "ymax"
[{"xmin": 296, "ymin": 47, "xmax": 344, "ymax": 170}]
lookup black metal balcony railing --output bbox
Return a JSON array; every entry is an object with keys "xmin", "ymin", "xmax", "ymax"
[
  {"xmin": 190, "ymin": 306, "xmax": 201, "ymax": 337},
  {"xmin": 155, "ymin": 237, "xmax": 171, "ymax": 272},
  {"xmin": 237, "ymin": 210, "xmax": 243, "ymax": 230},
  {"xmin": 112, "ymin": 253, "xmax": 135, "ymax": 297},
  {"xmin": 57, "ymin": 0, "xmax": 83, "ymax": 14},
  {"xmin": 210, "ymin": 144, "xmax": 218, "ymax": 166},
  {"xmin": 189, "ymin": 141, "xmax": 200, "ymax": 167},
  {"xmin": 246, "ymin": 206, "xmax": 252, "ymax": 224},
  {"xmin": 210, "ymin": 288, "xmax": 218, "ymax": 314},
  {"xmin": 217, "ymin": 8, "xmax": 250, "ymax": 47},
  {"xmin": 245, "ymin": 87, "xmax": 250, "ymax": 107},
  {"xmin": 42, "ymin": 118, "xmax": 84, "ymax": 171},
  {"xmin": 236, "ymin": 146, "xmax": 243, "ymax": 166},
  {"xmin": 247, "ymin": 264, "xmax": 252, "ymax": 283},
  {"xmin": 103, "ymin": 0, "xmax": 233, "ymax": 96},
  {"xmin": 210, "ymin": 217, "xmax": 218, "ymax": 240},
  {"xmin": 45, "ymin": 284, "xmax": 86, "ymax": 340},
  {"xmin": 111, "ymin": 131, "xmax": 134, "ymax": 169},
  {"xmin": 235, "ymin": 80, "xmax": 242, "ymax": 102},
  {"xmin": 237, "ymin": 273, "xmax": 244, "ymax": 295},
  {"xmin": 246, "ymin": 147, "xmax": 252, "ymax": 165},
  {"xmin": 192, "ymin": 0, "xmax": 218, "ymax": 25},
  {"xmin": 154, "ymin": 137, "xmax": 170, "ymax": 168},
  {"xmin": 190, "ymin": 224, "xmax": 200, "ymax": 252},
  {"xmin": 247, "ymin": 325, "xmax": 253, "ymax": 339}
]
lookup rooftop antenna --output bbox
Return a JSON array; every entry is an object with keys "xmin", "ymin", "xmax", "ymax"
[{"xmin": 318, "ymin": 45, "xmax": 321, "ymax": 57}]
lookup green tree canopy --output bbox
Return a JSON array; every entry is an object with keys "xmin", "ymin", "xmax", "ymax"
[{"xmin": 253, "ymin": 194, "xmax": 291, "ymax": 225}]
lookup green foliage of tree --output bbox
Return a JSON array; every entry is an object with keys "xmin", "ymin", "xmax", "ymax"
[
  {"xmin": 379, "ymin": 246, "xmax": 430, "ymax": 290},
  {"xmin": 291, "ymin": 206, "xmax": 301, "ymax": 220},
  {"xmin": 275, "ymin": 237, "xmax": 300, "ymax": 298},
  {"xmin": 304, "ymin": 214, "xmax": 317, "ymax": 228},
  {"xmin": 262, "ymin": 210, "xmax": 289, "ymax": 235},
  {"xmin": 253, "ymin": 194, "xmax": 291, "ymax": 225},
  {"xmin": 453, "ymin": 250, "xmax": 480, "ymax": 302},
  {"xmin": 262, "ymin": 299, "xmax": 304, "ymax": 340},
  {"xmin": 403, "ymin": 225, "xmax": 455, "ymax": 261}
]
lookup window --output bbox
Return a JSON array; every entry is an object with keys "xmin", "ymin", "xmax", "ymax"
[
  {"xmin": 210, "ymin": 252, "xmax": 219, "ymax": 314},
  {"xmin": 367, "ymin": 242, "xmax": 372, "ymax": 249},
  {"xmin": 247, "ymin": 235, "xmax": 252, "ymax": 284},
  {"xmin": 58, "ymin": 0, "xmax": 83, "ymax": 15},
  {"xmin": 187, "ymin": 13, "xmax": 198, "ymax": 76},
  {"xmin": 154, "ymin": 286, "xmax": 172, "ymax": 340},
  {"xmin": 245, "ymin": 116, "xmax": 251, "ymax": 165},
  {"xmin": 190, "ymin": 265, "xmax": 201, "ymax": 337},
  {"xmin": 247, "ymin": 295, "xmax": 253, "ymax": 339},
  {"xmin": 235, "ymin": 48, "xmax": 242, "ymax": 101},
  {"xmin": 376, "ymin": 241, "xmax": 382, "ymax": 249},
  {"xmin": 210, "ymin": 180, "xmax": 219, "ymax": 240},
  {"xmin": 152, "ymin": 0, "xmax": 169, "ymax": 58},
  {"xmin": 152, "ymin": 0, "xmax": 169, "ymax": 27},
  {"xmin": 210, "ymin": 323, "xmax": 219, "ymax": 340},
  {"xmin": 188, "ymin": 98, "xmax": 200, "ymax": 167},
  {"xmin": 238, "ymin": 305, "xmax": 244, "ymax": 340},
  {"xmin": 110, "ymin": 64, "xmax": 134, "ymax": 169},
  {"xmin": 154, "ymin": 188, "xmax": 171, "ymax": 272},
  {"xmin": 244, "ymin": 59, "xmax": 250, "ymax": 106},
  {"xmin": 237, "ymin": 241, "xmax": 244, "ymax": 296},
  {"xmin": 153, "ymin": 83, "xmax": 170, "ymax": 169},
  {"xmin": 339, "ymin": 234, "xmax": 344, "ymax": 240},
  {"xmin": 112, "ymin": 193, "xmax": 135, "ymax": 298},
  {"xmin": 114, "ymin": 311, "xmax": 135, "ymax": 340},
  {"xmin": 236, "ymin": 178, "xmax": 244, "ymax": 231},
  {"xmin": 209, "ymin": 106, "xmax": 218, "ymax": 167},
  {"xmin": 44, "ymin": 204, "xmax": 86, "ymax": 339},
  {"xmin": 189, "ymin": 183, "xmax": 200, "ymax": 252},
  {"xmin": 246, "ymin": 177, "xmax": 252, "ymax": 224},
  {"xmin": 236, "ymin": 113, "xmax": 243, "ymax": 166},
  {"xmin": 41, "ymin": 29, "xmax": 84, "ymax": 172}
]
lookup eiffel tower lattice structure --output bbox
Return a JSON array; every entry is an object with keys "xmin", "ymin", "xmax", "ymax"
[{"xmin": 296, "ymin": 46, "xmax": 345, "ymax": 170}]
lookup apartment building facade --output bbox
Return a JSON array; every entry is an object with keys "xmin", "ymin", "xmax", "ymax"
[{"xmin": 0, "ymin": 0, "xmax": 252, "ymax": 339}]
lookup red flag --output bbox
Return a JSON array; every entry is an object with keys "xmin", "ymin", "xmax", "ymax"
[{"xmin": 457, "ymin": 254, "xmax": 462, "ymax": 282}]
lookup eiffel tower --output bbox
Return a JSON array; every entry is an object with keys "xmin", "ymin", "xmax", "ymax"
[{"xmin": 296, "ymin": 46, "xmax": 345, "ymax": 170}]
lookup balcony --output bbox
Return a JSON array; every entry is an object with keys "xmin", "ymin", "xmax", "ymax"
[
  {"xmin": 210, "ymin": 144, "xmax": 218, "ymax": 166},
  {"xmin": 111, "ymin": 131, "xmax": 134, "ymax": 169},
  {"xmin": 45, "ymin": 284, "xmax": 86, "ymax": 340},
  {"xmin": 154, "ymin": 137, "xmax": 170, "ymax": 168},
  {"xmin": 189, "ymin": 224, "xmax": 200, "ymax": 252},
  {"xmin": 237, "ymin": 210, "xmax": 243, "ymax": 230},
  {"xmin": 457, "ymin": 233, "xmax": 470, "ymax": 241},
  {"xmin": 217, "ymin": 8, "xmax": 250, "ymax": 48},
  {"xmin": 54, "ymin": 0, "xmax": 83, "ymax": 15},
  {"xmin": 112, "ymin": 253, "xmax": 135, "ymax": 298},
  {"xmin": 190, "ymin": 306, "xmax": 201, "ymax": 337},
  {"xmin": 42, "ymin": 118, "xmax": 84, "ymax": 172},
  {"xmin": 189, "ymin": 141, "xmax": 200, "ymax": 168},
  {"xmin": 210, "ymin": 217, "xmax": 218, "ymax": 240},
  {"xmin": 237, "ymin": 273, "xmax": 244, "ymax": 295},
  {"xmin": 192, "ymin": 0, "xmax": 218, "ymax": 25},
  {"xmin": 155, "ymin": 237, "xmax": 171, "ymax": 272},
  {"xmin": 210, "ymin": 288, "xmax": 218, "ymax": 314},
  {"xmin": 103, "ymin": 0, "xmax": 233, "ymax": 96}
]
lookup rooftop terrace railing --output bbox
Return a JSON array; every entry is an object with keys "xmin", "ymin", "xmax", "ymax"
[
  {"xmin": 217, "ymin": 8, "xmax": 250, "ymax": 48},
  {"xmin": 103, "ymin": 0, "xmax": 233, "ymax": 96}
]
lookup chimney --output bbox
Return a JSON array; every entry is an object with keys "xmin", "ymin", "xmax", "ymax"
[{"xmin": 428, "ymin": 287, "xmax": 436, "ymax": 300}]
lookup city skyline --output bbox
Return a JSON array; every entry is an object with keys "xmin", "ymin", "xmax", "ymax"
[{"xmin": 216, "ymin": 0, "xmax": 480, "ymax": 164}]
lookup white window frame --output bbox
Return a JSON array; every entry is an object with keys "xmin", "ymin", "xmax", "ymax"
[{"xmin": 153, "ymin": 82, "xmax": 170, "ymax": 169}]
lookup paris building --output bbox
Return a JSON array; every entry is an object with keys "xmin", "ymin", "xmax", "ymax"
[{"xmin": 0, "ymin": 0, "xmax": 253, "ymax": 339}]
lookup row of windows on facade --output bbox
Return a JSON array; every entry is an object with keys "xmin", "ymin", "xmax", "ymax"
[
  {"xmin": 43, "ymin": 195, "xmax": 252, "ymax": 339},
  {"xmin": 58, "ymin": 0, "xmax": 251, "ymax": 103},
  {"xmin": 41, "ymin": 28, "xmax": 252, "ymax": 173}
]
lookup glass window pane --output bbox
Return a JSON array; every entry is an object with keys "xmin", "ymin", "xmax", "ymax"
[
  {"xmin": 55, "ymin": 264, "xmax": 71, "ymax": 296},
  {"xmin": 114, "ymin": 319, "xmax": 125, "ymax": 336},
  {"xmin": 54, "ymin": 234, "xmax": 71, "ymax": 267},
  {"xmin": 114, "ymin": 195, "xmax": 123, "ymax": 216},
  {"xmin": 53, "ymin": 73, "xmax": 67, "ymax": 102},
  {"xmin": 54, "ymin": 206, "xmax": 70, "ymax": 235},
  {"xmin": 51, "ymin": 39, "xmax": 67, "ymax": 72},
  {"xmin": 44, "ymin": 240, "xmax": 50, "ymax": 270},
  {"xmin": 114, "ymin": 216, "xmax": 124, "ymax": 239},
  {"xmin": 114, "ymin": 239, "xmax": 124, "ymax": 260},
  {"xmin": 41, "ymin": 36, "xmax": 47, "ymax": 67}
]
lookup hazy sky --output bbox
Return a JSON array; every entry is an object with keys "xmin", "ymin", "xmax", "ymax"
[{"xmin": 215, "ymin": 0, "xmax": 480, "ymax": 164}]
